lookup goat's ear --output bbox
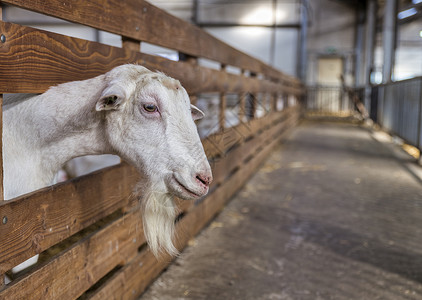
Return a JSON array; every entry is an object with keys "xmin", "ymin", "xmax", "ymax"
[
  {"xmin": 96, "ymin": 94, "xmax": 125, "ymax": 111},
  {"xmin": 191, "ymin": 104, "xmax": 205, "ymax": 121}
]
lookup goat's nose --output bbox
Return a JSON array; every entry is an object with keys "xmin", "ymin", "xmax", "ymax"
[{"xmin": 196, "ymin": 173, "xmax": 212, "ymax": 187}]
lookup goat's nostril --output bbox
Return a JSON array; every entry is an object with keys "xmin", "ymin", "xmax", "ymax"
[{"xmin": 196, "ymin": 174, "xmax": 210, "ymax": 187}]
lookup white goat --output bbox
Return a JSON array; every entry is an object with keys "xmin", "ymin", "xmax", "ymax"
[{"xmin": 3, "ymin": 65, "xmax": 213, "ymax": 272}]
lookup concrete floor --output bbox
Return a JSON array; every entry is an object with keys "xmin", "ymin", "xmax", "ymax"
[{"xmin": 140, "ymin": 119, "xmax": 422, "ymax": 300}]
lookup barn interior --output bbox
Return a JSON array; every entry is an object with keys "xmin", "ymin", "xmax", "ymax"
[{"xmin": 1, "ymin": 1, "xmax": 422, "ymax": 299}]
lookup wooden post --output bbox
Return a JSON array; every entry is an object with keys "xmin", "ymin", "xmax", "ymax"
[
  {"xmin": 238, "ymin": 70, "xmax": 246, "ymax": 123},
  {"xmin": 190, "ymin": 95, "xmax": 198, "ymax": 106},
  {"xmin": 272, "ymin": 93, "xmax": 278, "ymax": 111},
  {"xmin": 265, "ymin": 93, "xmax": 270, "ymax": 116},
  {"xmin": 122, "ymin": 36, "xmax": 141, "ymax": 52},
  {"xmin": 120, "ymin": 35, "xmax": 142, "ymax": 211},
  {"xmin": 179, "ymin": 53, "xmax": 198, "ymax": 107},
  {"xmin": 219, "ymin": 65, "xmax": 227, "ymax": 132},
  {"xmin": 249, "ymin": 72, "xmax": 257, "ymax": 119},
  {"xmin": 179, "ymin": 52, "xmax": 197, "ymax": 65}
]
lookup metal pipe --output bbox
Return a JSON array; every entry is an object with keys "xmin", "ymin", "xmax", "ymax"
[
  {"xmin": 382, "ymin": 0, "xmax": 398, "ymax": 83},
  {"xmin": 269, "ymin": 0, "xmax": 277, "ymax": 66},
  {"xmin": 363, "ymin": 0, "xmax": 377, "ymax": 114},
  {"xmin": 192, "ymin": 0, "xmax": 198, "ymax": 25},
  {"xmin": 364, "ymin": 0, "xmax": 377, "ymax": 86},
  {"xmin": 297, "ymin": 0, "xmax": 308, "ymax": 82},
  {"xmin": 354, "ymin": 6, "xmax": 365, "ymax": 87}
]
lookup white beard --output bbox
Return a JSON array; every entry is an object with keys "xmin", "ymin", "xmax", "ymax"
[{"xmin": 139, "ymin": 183, "xmax": 179, "ymax": 257}]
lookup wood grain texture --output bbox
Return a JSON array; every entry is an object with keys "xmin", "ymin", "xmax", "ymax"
[
  {"xmin": 0, "ymin": 163, "xmax": 139, "ymax": 273},
  {"xmin": 201, "ymin": 108, "xmax": 295, "ymax": 160},
  {"xmin": 211, "ymin": 110, "xmax": 293, "ymax": 185},
  {"xmin": 0, "ymin": 210, "xmax": 146, "ymax": 299},
  {"xmin": 0, "ymin": 21, "xmax": 302, "ymax": 95},
  {"xmin": 0, "ymin": 21, "xmax": 138, "ymax": 93},
  {"xmin": 1, "ymin": 0, "xmax": 301, "ymax": 84}
]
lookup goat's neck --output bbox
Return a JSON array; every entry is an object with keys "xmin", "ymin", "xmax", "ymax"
[
  {"xmin": 4, "ymin": 75, "xmax": 111, "ymax": 198},
  {"xmin": 38, "ymin": 76, "xmax": 110, "ymax": 158}
]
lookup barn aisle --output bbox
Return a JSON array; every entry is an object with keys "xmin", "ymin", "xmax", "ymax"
[{"xmin": 140, "ymin": 119, "xmax": 422, "ymax": 300}]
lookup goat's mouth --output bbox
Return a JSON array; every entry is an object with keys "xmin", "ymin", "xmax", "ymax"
[{"xmin": 171, "ymin": 175, "xmax": 206, "ymax": 200}]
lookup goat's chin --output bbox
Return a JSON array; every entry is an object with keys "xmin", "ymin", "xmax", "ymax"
[{"xmin": 169, "ymin": 188, "xmax": 202, "ymax": 201}]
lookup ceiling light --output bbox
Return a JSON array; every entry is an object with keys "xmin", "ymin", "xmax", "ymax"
[
  {"xmin": 241, "ymin": 6, "xmax": 273, "ymax": 24},
  {"xmin": 398, "ymin": 8, "xmax": 418, "ymax": 19}
]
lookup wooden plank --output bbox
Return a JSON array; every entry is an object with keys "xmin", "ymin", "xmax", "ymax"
[
  {"xmin": 175, "ymin": 197, "xmax": 194, "ymax": 214},
  {"xmin": 0, "ymin": 210, "xmax": 146, "ymax": 299},
  {"xmin": 0, "ymin": 21, "xmax": 138, "ymax": 93},
  {"xmin": 0, "ymin": 163, "xmax": 139, "ymax": 274},
  {"xmin": 202, "ymin": 107, "xmax": 296, "ymax": 160},
  {"xmin": 0, "ymin": 21, "xmax": 302, "ymax": 95},
  {"xmin": 88, "ymin": 107, "xmax": 300, "ymax": 300},
  {"xmin": 201, "ymin": 112, "xmax": 299, "ymax": 225},
  {"xmin": 202, "ymin": 122, "xmax": 251, "ymax": 159},
  {"xmin": 1, "ymin": 0, "xmax": 301, "ymax": 84},
  {"xmin": 211, "ymin": 110, "xmax": 292, "ymax": 185},
  {"xmin": 88, "ymin": 244, "xmax": 165, "ymax": 300}
]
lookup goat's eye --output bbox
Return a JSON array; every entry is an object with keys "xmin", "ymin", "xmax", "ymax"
[{"xmin": 143, "ymin": 104, "xmax": 158, "ymax": 113}]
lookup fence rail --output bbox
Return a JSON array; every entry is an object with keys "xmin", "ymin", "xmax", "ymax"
[
  {"xmin": 306, "ymin": 86, "xmax": 354, "ymax": 113},
  {"xmin": 372, "ymin": 77, "xmax": 422, "ymax": 152},
  {"xmin": 0, "ymin": 0, "xmax": 301, "ymax": 86},
  {"xmin": 0, "ymin": 1, "xmax": 302, "ymax": 298}
]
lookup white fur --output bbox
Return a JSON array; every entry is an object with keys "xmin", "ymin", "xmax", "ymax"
[{"xmin": 3, "ymin": 64, "xmax": 212, "ymax": 264}]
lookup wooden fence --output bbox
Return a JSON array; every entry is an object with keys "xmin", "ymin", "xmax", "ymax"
[{"xmin": 0, "ymin": 1, "xmax": 303, "ymax": 299}]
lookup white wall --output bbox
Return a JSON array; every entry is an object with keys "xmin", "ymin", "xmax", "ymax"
[
  {"xmin": 205, "ymin": 27, "xmax": 298, "ymax": 77},
  {"xmin": 306, "ymin": 0, "xmax": 357, "ymax": 86},
  {"xmin": 394, "ymin": 18, "xmax": 422, "ymax": 80},
  {"xmin": 199, "ymin": 0, "xmax": 301, "ymax": 76}
]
